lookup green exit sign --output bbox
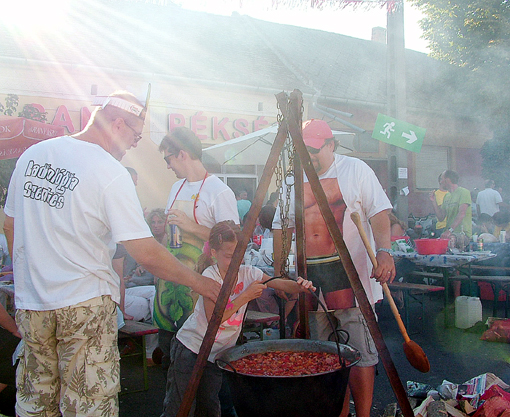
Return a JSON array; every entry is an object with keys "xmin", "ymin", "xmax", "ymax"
[{"xmin": 372, "ymin": 114, "xmax": 426, "ymax": 153}]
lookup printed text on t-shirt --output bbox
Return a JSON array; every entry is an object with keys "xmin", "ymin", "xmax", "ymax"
[{"xmin": 23, "ymin": 160, "xmax": 80, "ymax": 209}]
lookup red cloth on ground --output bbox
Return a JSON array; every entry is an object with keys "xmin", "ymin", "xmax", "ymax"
[
  {"xmin": 472, "ymin": 385, "xmax": 510, "ymax": 417},
  {"xmin": 481, "ymin": 319, "xmax": 510, "ymax": 343}
]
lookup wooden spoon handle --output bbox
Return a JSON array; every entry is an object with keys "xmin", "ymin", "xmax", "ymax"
[
  {"xmin": 350, "ymin": 212, "xmax": 411, "ymax": 343},
  {"xmin": 381, "ymin": 283, "xmax": 411, "ymax": 343}
]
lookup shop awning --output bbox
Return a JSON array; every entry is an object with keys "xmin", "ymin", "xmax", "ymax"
[
  {"xmin": 0, "ymin": 116, "xmax": 65, "ymax": 160},
  {"xmin": 203, "ymin": 124, "xmax": 355, "ymax": 166}
]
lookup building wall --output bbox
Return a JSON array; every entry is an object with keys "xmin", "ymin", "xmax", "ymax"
[
  {"xmin": 315, "ymin": 100, "xmax": 492, "ymax": 222},
  {"xmin": 0, "ymin": 61, "xmax": 493, "ymax": 224},
  {"xmin": 0, "ymin": 65, "xmax": 281, "ymax": 213},
  {"xmin": 407, "ymin": 147, "xmax": 485, "ymax": 218}
]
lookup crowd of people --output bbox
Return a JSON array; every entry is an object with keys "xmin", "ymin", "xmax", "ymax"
[
  {"xmin": 0, "ymin": 91, "xmax": 400, "ymax": 417},
  {"xmin": 386, "ymin": 172, "xmax": 510, "ymax": 300},
  {"xmin": 416, "ymin": 173, "xmax": 508, "ymax": 245},
  {"xmin": 471, "ymin": 179, "xmax": 510, "ymax": 242}
]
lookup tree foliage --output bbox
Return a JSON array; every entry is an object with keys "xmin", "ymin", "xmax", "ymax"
[
  {"xmin": 480, "ymin": 129, "xmax": 510, "ymax": 190},
  {"xmin": 0, "ymin": 94, "xmax": 19, "ymax": 116},
  {"xmin": 411, "ymin": 0, "xmax": 510, "ymax": 193},
  {"xmin": 18, "ymin": 104, "xmax": 47, "ymax": 123},
  {"xmin": 411, "ymin": 0, "xmax": 510, "ymax": 69},
  {"xmin": 0, "ymin": 97, "xmax": 53, "ymax": 205},
  {"xmin": 0, "ymin": 94, "xmax": 20, "ymax": 206},
  {"xmin": 410, "ymin": 0, "xmax": 510, "ymax": 126}
]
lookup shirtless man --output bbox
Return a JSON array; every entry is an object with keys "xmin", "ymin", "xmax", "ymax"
[{"xmin": 273, "ymin": 119, "xmax": 395, "ymax": 417}]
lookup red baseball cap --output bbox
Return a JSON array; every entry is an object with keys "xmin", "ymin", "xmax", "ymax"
[{"xmin": 302, "ymin": 119, "xmax": 333, "ymax": 149}]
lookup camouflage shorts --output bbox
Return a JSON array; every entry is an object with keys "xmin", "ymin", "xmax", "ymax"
[{"xmin": 15, "ymin": 295, "xmax": 120, "ymax": 417}]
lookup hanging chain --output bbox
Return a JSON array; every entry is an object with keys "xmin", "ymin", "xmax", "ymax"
[{"xmin": 275, "ymin": 96, "xmax": 296, "ymax": 278}]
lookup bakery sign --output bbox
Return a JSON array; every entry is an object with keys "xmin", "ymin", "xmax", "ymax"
[
  {"xmin": 0, "ymin": 95, "xmax": 278, "ymax": 151},
  {"xmin": 167, "ymin": 110, "xmax": 275, "ymax": 143}
]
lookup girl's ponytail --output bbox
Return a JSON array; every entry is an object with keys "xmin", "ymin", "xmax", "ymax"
[{"xmin": 196, "ymin": 241, "xmax": 214, "ymax": 274}]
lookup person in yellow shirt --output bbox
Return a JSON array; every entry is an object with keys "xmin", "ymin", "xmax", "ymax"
[{"xmin": 434, "ymin": 174, "xmax": 448, "ymax": 236}]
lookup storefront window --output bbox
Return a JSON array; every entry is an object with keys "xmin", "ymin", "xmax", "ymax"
[{"xmin": 415, "ymin": 145, "xmax": 450, "ymax": 189}]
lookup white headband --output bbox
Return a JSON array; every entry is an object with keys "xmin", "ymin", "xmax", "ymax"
[{"xmin": 91, "ymin": 96, "xmax": 145, "ymax": 117}]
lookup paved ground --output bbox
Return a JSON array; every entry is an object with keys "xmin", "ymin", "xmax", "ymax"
[
  {"xmin": 2, "ymin": 292, "xmax": 509, "ymax": 416},
  {"xmin": 369, "ymin": 294, "xmax": 510, "ymax": 416}
]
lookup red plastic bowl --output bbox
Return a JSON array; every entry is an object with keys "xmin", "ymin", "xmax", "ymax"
[{"xmin": 414, "ymin": 238, "xmax": 449, "ymax": 255}]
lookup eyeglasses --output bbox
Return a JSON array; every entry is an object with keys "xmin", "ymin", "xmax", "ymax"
[
  {"xmin": 306, "ymin": 141, "xmax": 328, "ymax": 155},
  {"xmin": 164, "ymin": 153, "xmax": 175, "ymax": 165},
  {"xmin": 125, "ymin": 123, "xmax": 143, "ymax": 143}
]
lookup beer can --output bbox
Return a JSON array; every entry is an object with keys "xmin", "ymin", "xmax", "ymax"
[{"xmin": 168, "ymin": 224, "xmax": 182, "ymax": 248}]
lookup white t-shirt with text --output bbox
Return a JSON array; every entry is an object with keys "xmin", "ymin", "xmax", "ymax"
[{"xmin": 4, "ymin": 136, "xmax": 152, "ymax": 310}]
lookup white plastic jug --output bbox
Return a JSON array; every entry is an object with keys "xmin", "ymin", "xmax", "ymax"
[{"xmin": 455, "ymin": 296, "xmax": 482, "ymax": 329}]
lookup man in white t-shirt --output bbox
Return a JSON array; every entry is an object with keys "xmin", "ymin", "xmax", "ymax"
[
  {"xmin": 155, "ymin": 127, "xmax": 239, "ymax": 371},
  {"xmin": 272, "ymin": 119, "xmax": 394, "ymax": 417},
  {"xmin": 476, "ymin": 179, "xmax": 503, "ymax": 217},
  {"xmin": 3, "ymin": 92, "xmax": 220, "ymax": 417}
]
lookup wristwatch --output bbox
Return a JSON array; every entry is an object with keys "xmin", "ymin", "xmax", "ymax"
[
  {"xmin": 448, "ymin": 227, "xmax": 454, "ymax": 233},
  {"xmin": 376, "ymin": 248, "xmax": 394, "ymax": 257}
]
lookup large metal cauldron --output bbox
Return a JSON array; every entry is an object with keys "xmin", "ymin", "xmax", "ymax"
[{"xmin": 216, "ymin": 339, "xmax": 360, "ymax": 417}]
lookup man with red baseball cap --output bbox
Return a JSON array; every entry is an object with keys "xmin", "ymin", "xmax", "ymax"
[{"xmin": 273, "ymin": 119, "xmax": 394, "ymax": 417}]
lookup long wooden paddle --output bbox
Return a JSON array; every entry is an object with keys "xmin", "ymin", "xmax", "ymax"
[{"xmin": 350, "ymin": 212, "xmax": 430, "ymax": 373}]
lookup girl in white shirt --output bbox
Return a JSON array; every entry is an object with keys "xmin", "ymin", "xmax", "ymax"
[{"xmin": 160, "ymin": 220, "xmax": 314, "ymax": 417}]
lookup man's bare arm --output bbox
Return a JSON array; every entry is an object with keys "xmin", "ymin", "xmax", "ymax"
[
  {"xmin": 122, "ymin": 237, "xmax": 220, "ymax": 301},
  {"xmin": 0, "ymin": 303, "xmax": 20, "ymax": 338},
  {"xmin": 112, "ymin": 257, "xmax": 124, "ymax": 279},
  {"xmin": 166, "ymin": 208, "xmax": 211, "ymax": 241},
  {"xmin": 182, "ymin": 222, "xmax": 211, "ymax": 242},
  {"xmin": 369, "ymin": 209, "xmax": 395, "ymax": 284}
]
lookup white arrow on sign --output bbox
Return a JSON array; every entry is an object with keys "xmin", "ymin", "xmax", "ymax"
[{"xmin": 402, "ymin": 130, "xmax": 417, "ymax": 144}]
